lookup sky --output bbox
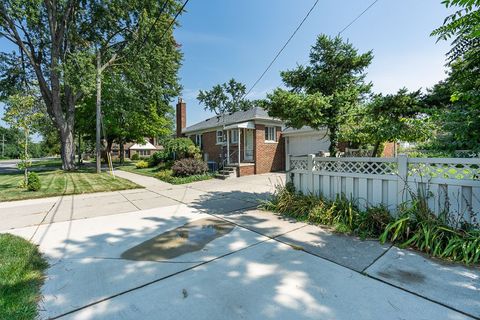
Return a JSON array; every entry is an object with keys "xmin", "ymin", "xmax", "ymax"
[
  {"xmin": 175, "ymin": 0, "xmax": 453, "ymax": 127},
  {"xmin": 0, "ymin": 0, "xmax": 453, "ymax": 132}
]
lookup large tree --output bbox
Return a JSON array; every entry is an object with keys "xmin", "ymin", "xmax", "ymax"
[
  {"xmin": 423, "ymin": 0, "xmax": 480, "ymax": 151},
  {"xmin": 261, "ymin": 35, "xmax": 373, "ymax": 155},
  {"xmin": 341, "ymin": 89, "xmax": 431, "ymax": 156},
  {"xmin": 197, "ymin": 78, "xmax": 252, "ymax": 115},
  {"xmin": 0, "ymin": 0, "xmax": 183, "ymax": 170}
]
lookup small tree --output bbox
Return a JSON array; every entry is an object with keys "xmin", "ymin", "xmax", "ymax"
[
  {"xmin": 261, "ymin": 35, "xmax": 373, "ymax": 155},
  {"xmin": 3, "ymin": 94, "xmax": 42, "ymax": 186},
  {"xmin": 341, "ymin": 89, "xmax": 432, "ymax": 156},
  {"xmin": 197, "ymin": 78, "xmax": 252, "ymax": 115}
]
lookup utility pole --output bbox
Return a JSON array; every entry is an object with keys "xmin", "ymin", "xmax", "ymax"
[{"xmin": 96, "ymin": 49, "xmax": 102, "ymax": 174}]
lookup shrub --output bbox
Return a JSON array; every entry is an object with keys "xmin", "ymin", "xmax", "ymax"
[
  {"xmin": 27, "ymin": 172, "xmax": 41, "ymax": 191},
  {"xmin": 135, "ymin": 160, "xmax": 149, "ymax": 169},
  {"xmin": 150, "ymin": 150, "xmax": 169, "ymax": 166},
  {"xmin": 261, "ymin": 184, "xmax": 479, "ymax": 265},
  {"xmin": 156, "ymin": 169, "xmax": 213, "ymax": 184},
  {"xmin": 131, "ymin": 153, "xmax": 140, "ymax": 161},
  {"xmin": 356, "ymin": 205, "xmax": 393, "ymax": 239},
  {"xmin": 171, "ymin": 158, "xmax": 208, "ymax": 177},
  {"xmin": 163, "ymin": 138, "xmax": 200, "ymax": 159}
]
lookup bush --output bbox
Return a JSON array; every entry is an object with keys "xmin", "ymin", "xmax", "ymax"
[
  {"xmin": 135, "ymin": 160, "xmax": 149, "ymax": 169},
  {"xmin": 156, "ymin": 169, "xmax": 213, "ymax": 184},
  {"xmin": 131, "ymin": 153, "xmax": 140, "ymax": 161},
  {"xmin": 164, "ymin": 138, "xmax": 200, "ymax": 159},
  {"xmin": 27, "ymin": 172, "xmax": 41, "ymax": 191},
  {"xmin": 261, "ymin": 183, "xmax": 479, "ymax": 265},
  {"xmin": 171, "ymin": 158, "xmax": 208, "ymax": 177},
  {"xmin": 150, "ymin": 150, "xmax": 169, "ymax": 166}
]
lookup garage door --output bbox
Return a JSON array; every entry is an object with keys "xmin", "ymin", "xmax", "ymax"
[{"xmin": 287, "ymin": 133, "xmax": 330, "ymax": 156}]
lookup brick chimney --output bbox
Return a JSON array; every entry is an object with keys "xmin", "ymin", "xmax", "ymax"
[{"xmin": 176, "ymin": 97, "xmax": 186, "ymax": 137}]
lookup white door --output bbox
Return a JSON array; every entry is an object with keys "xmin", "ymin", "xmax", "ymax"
[{"xmin": 245, "ymin": 129, "xmax": 254, "ymax": 161}]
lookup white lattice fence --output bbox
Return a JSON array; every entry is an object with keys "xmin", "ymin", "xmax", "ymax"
[{"xmin": 287, "ymin": 155, "xmax": 480, "ymax": 223}]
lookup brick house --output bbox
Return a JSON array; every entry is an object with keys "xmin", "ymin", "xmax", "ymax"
[{"xmin": 176, "ymin": 98, "xmax": 285, "ymax": 177}]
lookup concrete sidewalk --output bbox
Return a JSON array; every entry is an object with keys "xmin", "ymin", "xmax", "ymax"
[{"xmin": 2, "ymin": 171, "xmax": 479, "ymax": 319}]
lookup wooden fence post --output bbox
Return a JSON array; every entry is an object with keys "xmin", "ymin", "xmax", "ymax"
[
  {"xmin": 397, "ymin": 154, "xmax": 408, "ymax": 206},
  {"xmin": 307, "ymin": 154, "xmax": 315, "ymax": 193},
  {"xmin": 286, "ymin": 154, "xmax": 291, "ymax": 183}
]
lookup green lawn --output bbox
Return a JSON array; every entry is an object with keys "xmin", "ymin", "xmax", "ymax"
[
  {"xmin": 30, "ymin": 158, "xmax": 63, "ymax": 169},
  {"xmin": 0, "ymin": 234, "xmax": 48, "ymax": 320},
  {"xmin": 0, "ymin": 169, "xmax": 141, "ymax": 201},
  {"xmin": 118, "ymin": 165, "xmax": 161, "ymax": 177}
]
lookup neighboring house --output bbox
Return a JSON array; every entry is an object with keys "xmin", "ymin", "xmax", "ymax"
[
  {"xmin": 176, "ymin": 98, "xmax": 285, "ymax": 177},
  {"xmin": 109, "ymin": 138, "xmax": 162, "ymax": 159}
]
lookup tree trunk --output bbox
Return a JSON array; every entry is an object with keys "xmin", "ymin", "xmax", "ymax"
[
  {"xmin": 371, "ymin": 141, "xmax": 381, "ymax": 157},
  {"xmin": 60, "ymin": 126, "xmax": 76, "ymax": 171},
  {"xmin": 328, "ymin": 126, "xmax": 338, "ymax": 156},
  {"xmin": 119, "ymin": 139, "xmax": 125, "ymax": 164}
]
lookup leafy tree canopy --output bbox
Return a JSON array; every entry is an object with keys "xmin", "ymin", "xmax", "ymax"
[
  {"xmin": 431, "ymin": 0, "xmax": 480, "ymax": 64},
  {"xmin": 197, "ymin": 78, "xmax": 252, "ymax": 115},
  {"xmin": 0, "ymin": 0, "xmax": 184, "ymax": 170},
  {"xmin": 341, "ymin": 89, "xmax": 432, "ymax": 156},
  {"xmin": 261, "ymin": 35, "xmax": 373, "ymax": 155}
]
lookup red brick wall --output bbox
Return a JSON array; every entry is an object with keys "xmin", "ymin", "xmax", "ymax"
[
  {"xmin": 254, "ymin": 124, "xmax": 285, "ymax": 174},
  {"xmin": 238, "ymin": 164, "xmax": 255, "ymax": 177},
  {"xmin": 201, "ymin": 131, "xmax": 223, "ymax": 163},
  {"xmin": 382, "ymin": 142, "xmax": 398, "ymax": 157}
]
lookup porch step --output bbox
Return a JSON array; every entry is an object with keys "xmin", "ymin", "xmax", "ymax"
[{"xmin": 215, "ymin": 166, "xmax": 237, "ymax": 179}]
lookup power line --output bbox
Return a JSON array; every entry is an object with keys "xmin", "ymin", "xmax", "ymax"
[
  {"xmin": 244, "ymin": 0, "xmax": 380, "ymax": 98},
  {"xmin": 338, "ymin": 0, "xmax": 379, "ymax": 36},
  {"xmin": 129, "ymin": 0, "xmax": 189, "ymax": 58},
  {"xmin": 243, "ymin": 0, "xmax": 319, "ymax": 98},
  {"xmin": 159, "ymin": 0, "xmax": 190, "ymax": 42}
]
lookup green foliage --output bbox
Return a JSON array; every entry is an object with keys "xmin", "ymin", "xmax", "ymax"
[
  {"xmin": 341, "ymin": 88, "xmax": 432, "ymax": 156},
  {"xmin": 431, "ymin": 0, "xmax": 480, "ymax": 63},
  {"xmin": 26, "ymin": 172, "xmax": 41, "ymax": 192},
  {"xmin": 135, "ymin": 160, "xmax": 149, "ymax": 169},
  {"xmin": 260, "ymin": 183, "xmax": 391, "ymax": 238},
  {"xmin": 262, "ymin": 35, "xmax": 373, "ymax": 155},
  {"xmin": 156, "ymin": 169, "xmax": 213, "ymax": 184},
  {"xmin": 197, "ymin": 78, "xmax": 253, "ymax": 115},
  {"xmin": 0, "ymin": 234, "xmax": 48, "ymax": 320},
  {"xmin": 3, "ymin": 93, "xmax": 43, "ymax": 186},
  {"xmin": 164, "ymin": 138, "xmax": 200, "ymax": 159},
  {"xmin": 150, "ymin": 150, "xmax": 170, "ymax": 165},
  {"xmin": 261, "ymin": 184, "xmax": 479, "ymax": 264},
  {"xmin": 171, "ymin": 158, "xmax": 208, "ymax": 177},
  {"xmin": 423, "ymin": 59, "xmax": 480, "ymax": 151},
  {"xmin": 130, "ymin": 153, "xmax": 140, "ymax": 161},
  {"xmin": 0, "ymin": 0, "xmax": 184, "ymax": 170}
]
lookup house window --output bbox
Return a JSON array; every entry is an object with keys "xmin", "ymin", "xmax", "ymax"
[
  {"xmin": 195, "ymin": 134, "xmax": 202, "ymax": 148},
  {"xmin": 265, "ymin": 126, "xmax": 276, "ymax": 142},
  {"xmin": 230, "ymin": 130, "xmax": 238, "ymax": 144},
  {"xmin": 216, "ymin": 130, "xmax": 225, "ymax": 144},
  {"xmin": 138, "ymin": 150, "xmax": 150, "ymax": 156}
]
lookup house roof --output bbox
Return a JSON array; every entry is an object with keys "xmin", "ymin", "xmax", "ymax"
[
  {"xmin": 282, "ymin": 126, "xmax": 328, "ymax": 136},
  {"xmin": 182, "ymin": 107, "xmax": 281, "ymax": 134},
  {"xmin": 129, "ymin": 140, "xmax": 157, "ymax": 150}
]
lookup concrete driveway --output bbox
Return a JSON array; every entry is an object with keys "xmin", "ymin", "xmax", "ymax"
[{"xmin": 1, "ymin": 171, "xmax": 479, "ymax": 320}]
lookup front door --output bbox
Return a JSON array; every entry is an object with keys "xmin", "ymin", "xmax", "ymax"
[{"xmin": 244, "ymin": 129, "xmax": 254, "ymax": 161}]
